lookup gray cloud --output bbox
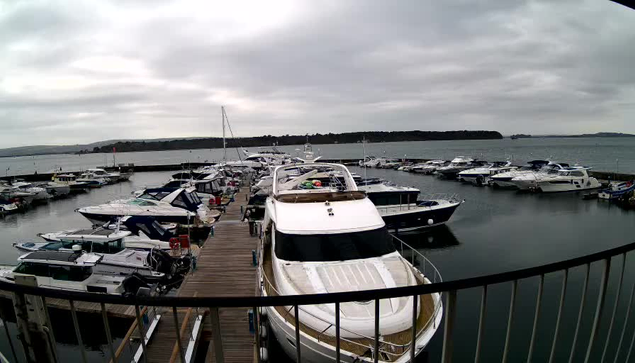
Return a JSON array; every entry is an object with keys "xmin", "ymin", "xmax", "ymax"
[{"xmin": 0, "ymin": 0, "xmax": 634, "ymax": 147}]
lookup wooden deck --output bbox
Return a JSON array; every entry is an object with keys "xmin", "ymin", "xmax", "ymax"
[{"xmin": 145, "ymin": 187, "xmax": 258, "ymax": 363}]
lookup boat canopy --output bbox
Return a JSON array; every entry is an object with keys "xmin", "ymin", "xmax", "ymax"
[{"xmin": 121, "ymin": 216, "xmax": 174, "ymax": 241}]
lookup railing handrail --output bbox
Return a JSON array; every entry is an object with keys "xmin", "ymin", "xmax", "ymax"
[{"xmin": 2, "ymin": 241, "xmax": 635, "ymax": 307}]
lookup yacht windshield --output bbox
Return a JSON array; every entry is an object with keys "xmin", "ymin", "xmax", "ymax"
[{"xmin": 275, "ymin": 227, "xmax": 396, "ymax": 262}]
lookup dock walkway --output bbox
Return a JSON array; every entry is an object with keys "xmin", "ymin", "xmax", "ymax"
[{"xmin": 145, "ymin": 187, "xmax": 258, "ymax": 363}]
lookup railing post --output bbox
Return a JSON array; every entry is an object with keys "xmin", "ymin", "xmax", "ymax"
[
  {"xmin": 100, "ymin": 302, "xmax": 116, "ymax": 363},
  {"xmin": 602, "ymin": 253, "xmax": 626, "ymax": 362},
  {"xmin": 474, "ymin": 285, "xmax": 488, "ymax": 363},
  {"xmin": 40, "ymin": 297, "xmax": 59, "ymax": 363},
  {"xmin": 527, "ymin": 275, "xmax": 544, "ymax": 363},
  {"xmin": 294, "ymin": 305, "xmax": 301, "ymax": 362},
  {"xmin": 549, "ymin": 270, "xmax": 568, "ymax": 363},
  {"xmin": 569, "ymin": 263, "xmax": 590, "ymax": 363},
  {"xmin": 209, "ymin": 307, "xmax": 225, "ymax": 363},
  {"xmin": 254, "ymin": 306, "xmax": 261, "ymax": 363},
  {"xmin": 134, "ymin": 305, "xmax": 148, "ymax": 363},
  {"xmin": 614, "ymin": 281, "xmax": 635, "ymax": 363},
  {"xmin": 502, "ymin": 280, "xmax": 518, "ymax": 363},
  {"xmin": 411, "ymin": 294, "xmax": 419, "ymax": 363},
  {"xmin": 584, "ymin": 258, "xmax": 611, "ymax": 363},
  {"xmin": 172, "ymin": 306, "xmax": 185, "ymax": 363},
  {"xmin": 374, "ymin": 298, "xmax": 380, "ymax": 363},
  {"xmin": 335, "ymin": 302, "xmax": 341, "ymax": 363},
  {"xmin": 70, "ymin": 300, "xmax": 88, "ymax": 363},
  {"xmin": 441, "ymin": 290, "xmax": 457, "ymax": 363}
]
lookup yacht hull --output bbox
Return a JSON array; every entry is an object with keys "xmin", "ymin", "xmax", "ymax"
[
  {"xmin": 264, "ymin": 293, "xmax": 443, "ymax": 363},
  {"xmin": 380, "ymin": 202, "xmax": 461, "ymax": 233},
  {"xmin": 537, "ymin": 179, "xmax": 601, "ymax": 193}
]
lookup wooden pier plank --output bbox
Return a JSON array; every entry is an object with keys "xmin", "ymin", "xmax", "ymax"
[{"xmin": 146, "ymin": 187, "xmax": 258, "ymax": 363}]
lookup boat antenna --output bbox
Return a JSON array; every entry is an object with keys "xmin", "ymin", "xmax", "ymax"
[
  {"xmin": 362, "ymin": 136, "xmax": 367, "ymax": 180},
  {"xmin": 222, "ymin": 106, "xmax": 227, "ymax": 163}
]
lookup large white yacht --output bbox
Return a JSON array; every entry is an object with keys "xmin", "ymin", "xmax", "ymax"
[
  {"xmin": 458, "ymin": 161, "xmax": 517, "ymax": 185},
  {"xmin": 535, "ymin": 168, "xmax": 601, "ymax": 193},
  {"xmin": 77, "ymin": 187, "xmax": 220, "ymax": 241},
  {"xmin": 259, "ymin": 163, "xmax": 443, "ymax": 362},
  {"xmin": 509, "ymin": 162, "xmax": 575, "ymax": 191},
  {"xmin": 489, "ymin": 160, "xmax": 550, "ymax": 188},
  {"xmin": 435, "ymin": 156, "xmax": 478, "ymax": 179},
  {"xmin": 410, "ymin": 160, "xmax": 447, "ymax": 174}
]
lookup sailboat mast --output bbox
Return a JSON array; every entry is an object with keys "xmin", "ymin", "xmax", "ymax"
[{"xmin": 222, "ymin": 106, "xmax": 227, "ymax": 162}]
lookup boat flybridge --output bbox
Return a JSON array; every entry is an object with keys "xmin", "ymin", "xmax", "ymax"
[{"xmin": 259, "ymin": 163, "xmax": 443, "ymax": 363}]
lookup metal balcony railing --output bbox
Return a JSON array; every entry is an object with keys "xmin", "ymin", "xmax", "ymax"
[{"xmin": 1, "ymin": 240, "xmax": 635, "ymax": 363}]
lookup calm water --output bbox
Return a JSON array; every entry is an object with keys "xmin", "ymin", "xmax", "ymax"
[
  {"xmin": 2, "ymin": 137, "xmax": 635, "ymax": 177},
  {"xmin": 1, "ymin": 166, "xmax": 635, "ymax": 362}
]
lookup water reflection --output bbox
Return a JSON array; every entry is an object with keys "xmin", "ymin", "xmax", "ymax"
[{"xmin": 395, "ymin": 225, "xmax": 460, "ymax": 250}]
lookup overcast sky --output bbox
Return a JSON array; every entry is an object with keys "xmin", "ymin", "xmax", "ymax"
[{"xmin": 0, "ymin": 0, "xmax": 634, "ymax": 147}]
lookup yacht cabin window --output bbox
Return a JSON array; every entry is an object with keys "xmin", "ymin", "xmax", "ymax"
[
  {"xmin": 275, "ymin": 227, "xmax": 396, "ymax": 262},
  {"xmin": 15, "ymin": 262, "xmax": 92, "ymax": 281}
]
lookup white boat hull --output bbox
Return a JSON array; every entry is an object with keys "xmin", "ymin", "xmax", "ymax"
[
  {"xmin": 265, "ymin": 290, "xmax": 443, "ymax": 363},
  {"xmin": 538, "ymin": 179, "xmax": 601, "ymax": 193}
]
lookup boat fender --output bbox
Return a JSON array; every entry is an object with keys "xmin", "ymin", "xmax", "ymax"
[
  {"xmin": 259, "ymin": 347, "xmax": 269, "ymax": 362},
  {"xmin": 428, "ymin": 219, "xmax": 434, "ymax": 226},
  {"xmin": 260, "ymin": 325, "xmax": 267, "ymax": 339}
]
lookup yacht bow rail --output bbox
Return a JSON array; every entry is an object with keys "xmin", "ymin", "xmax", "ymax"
[
  {"xmin": 257, "ymin": 234, "xmax": 443, "ymax": 361},
  {"xmin": 2, "ymin": 241, "xmax": 635, "ymax": 363}
]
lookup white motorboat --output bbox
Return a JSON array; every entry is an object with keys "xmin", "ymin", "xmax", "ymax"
[
  {"xmin": 435, "ymin": 157, "xmax": 478, "ymax": 178},
  {"xmin": 11, "ymin": 182, "xmax": 51, "ymax": 202},
  {"xmin": 0, "ymin": 200, "xmax": 19, "ymax": 215},
  {"xmin": 39, "ymin": 181, "xmax": 71, "ymax": 198},
  {"xmin": 0, "ymin": 249, "xmax": 168, "ymax": 295},
  {"xmin": 259, "ymin": 163, "xmax": 443, "ymax": 363},
  {"xmin": 20, "ymin": 216, "xmax": 175, "ymax": 252},
  {"xmin": 509, "ymin": 162, "xmax": 576, "ymax": 191},
  {"xmin": 598, "ymin": 181, "xmax": 635, "ymax": 200},
  {"xmin": 0, "ymin": 183, "xmax": 35, "ymax": 204},
  {"xmin": 358, "ymin": 179, "xmax": 462, "ymax": 232},
  {"xmin": 458, "ymin": 161, "xmax": 517, "ymax": 185},
  {"xmin": 535, "ymin": 168, "xmax": 601, "ymax": 193},
  {"xmin": 411, "ymin": 160, "xmax": 447, "ymax": 174},
  {"xmin": 489, "ymin": 160, "xmax": 550, "ymax": 188},
  {"xmin": 77, "ymin": 187, "xmax": 220, "ymax": 240},
  {"xmin": 86, "ymin": 168, "xmax": 121, "ymax": 184},
  {"xmin": 52, "ymin": 174, "xmax": 91, "ymax": 191},
  {"xmin": 77, "ymin": 172, "xmax": 108, "ymax": 187}
]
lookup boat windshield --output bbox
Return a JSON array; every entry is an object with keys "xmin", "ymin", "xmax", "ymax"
[{"xmin": 275, "ymin": 227, "xmax": 396, "ymax": 262}]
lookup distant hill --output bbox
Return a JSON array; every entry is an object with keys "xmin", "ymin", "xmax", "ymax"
[
  {"xmin": 0, "ymin": 137, "xmax": 207, "ymax": 158},
  {"xmin": 88, "ymin": 130, "xmax": 503, "ymax": 154},
  {"xmin": 538, "ymin": 132, "xmax": 635, "ymax": 138}
]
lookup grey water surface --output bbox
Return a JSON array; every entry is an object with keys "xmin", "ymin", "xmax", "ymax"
[{"xmin": 1, "ymin": 164, "xmax": 634, "ymax": 362}]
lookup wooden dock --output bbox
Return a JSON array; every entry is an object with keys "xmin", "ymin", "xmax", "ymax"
[{"xmin": 145, "ymin": 187, "xmax": 258, "ymax": 363}]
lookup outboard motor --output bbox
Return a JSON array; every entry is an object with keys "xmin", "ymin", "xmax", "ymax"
[
  {"xmin": 122, "ymin": 273, "xmax": 152, "ymax": 297},
  {"xmin": 147, "ymin": 249, "xmax": 175, "ymax": 276}
]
